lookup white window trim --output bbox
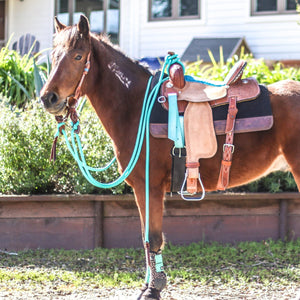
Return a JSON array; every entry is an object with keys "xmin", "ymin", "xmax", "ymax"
[
  {"xmin": 149, "ymin": 0, "xmax": 201, "ymax": 22},
  {"xmin": 250, "ymin": 0, "xmax": 298, "ymax": 16}
]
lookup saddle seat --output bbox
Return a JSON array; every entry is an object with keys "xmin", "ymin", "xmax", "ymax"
[{"xmin": 162, "ymin": 60, "xmax": 261, "ymax": 195}]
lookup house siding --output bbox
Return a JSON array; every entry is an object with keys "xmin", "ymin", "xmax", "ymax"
[
  {"xmin": 7, "ymin": 0, "xmax": 300, "ymax": 62},
  {"xmin": 8, "ymin": 0, "xmax": 54, "ymax": 53},
  {"xmin": 121, "ymin": 0, "xmax": 300, "ymax": 61}
]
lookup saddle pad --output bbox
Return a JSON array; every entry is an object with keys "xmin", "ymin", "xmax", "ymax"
[{"xmin": 150, "ymin": 85, "xmax": 273, "ymax": 137}]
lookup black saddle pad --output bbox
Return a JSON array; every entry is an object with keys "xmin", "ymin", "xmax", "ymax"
[{"xmin": 150, "ymin": 84, "xmax": 273, "ymax": 135}]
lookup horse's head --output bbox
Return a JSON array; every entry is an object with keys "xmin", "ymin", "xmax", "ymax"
[{"xmin": 40, "ymin": 15, "xmax": 91, "ymax": 115}]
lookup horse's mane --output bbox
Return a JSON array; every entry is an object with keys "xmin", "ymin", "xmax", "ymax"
[
  {"xmin": 53, "ymin": 25, "xmax": 152, "ymax": 76},
  {"xmin": 93, "ymin": 33, "xmax": 153, "ymax": 75}
]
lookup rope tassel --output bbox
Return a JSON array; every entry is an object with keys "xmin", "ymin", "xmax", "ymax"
[
  {"xmin": 50, "ymin": 116, "xmax": 66, "ymax": 163},
  {"xmin": 50, "ymin": 136, "xmax": 58, "ymax": 163}
]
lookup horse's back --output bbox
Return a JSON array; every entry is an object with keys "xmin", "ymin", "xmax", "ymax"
[{"xmin": 268, "ymin": 79, "xmax": 300, "ymax": 98}]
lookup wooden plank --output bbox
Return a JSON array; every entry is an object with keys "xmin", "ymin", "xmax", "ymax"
[
  {"xmin": 103, "ymin": 217, "xmax": 143, "ymax": 248},
  {"xmin": 0, "ymin": 193, "xmax": 299, "ymax": 203},
  {"xmin": 0, "ymin": 218, "xmax": 94, "ymax": 251},
  {"xmin": 104, "ymin": 199, "xmax": 282, "ymax": 218},
  {"xmin": 288, "ymin": 199, "xmax": 300, "ymax": 215},
  {"xmin": 163, "ymin": 215, "xmax": 279, "ymax": 244},
  {"xmin": 103, "ymin": 214, "xmax": 280, "ymax": 248},
  {"xmin": 164, "ymin": 199, "xmax": 279, "ymax": 217},
  {"xmin": 94, "ymin": 202, "xmax": 104, "ymax": 248},
  {"xmin": 288, "ymin": 216, "xmax": 300, "ymax": 240},
  {"xmin": 0, "ymin": 201, "xmax": 94, "ymax": 218},
  {"xmin": 279, "ymin": 199, "xmax": 288, "ymax": 241},
  {"xmin": 104, "ymin": 201, "xmax": 139, "ymax": 217}
]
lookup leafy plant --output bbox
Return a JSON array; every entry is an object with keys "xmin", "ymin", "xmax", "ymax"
[
  {"xmin": 185, "ymin": 46, "xmax": 300, "ymax": 85},
  {"xmin": 0, "ymin": 100, "xmax": 126, "ymax": 194},
  {"xmin": 0, "ymin": 37, "xmax": 47, "ymax": 108}
]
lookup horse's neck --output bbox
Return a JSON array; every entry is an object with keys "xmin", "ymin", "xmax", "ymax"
[{"xmin": 85, "ymin": 37, "xmax": 151, "ymax": 154}]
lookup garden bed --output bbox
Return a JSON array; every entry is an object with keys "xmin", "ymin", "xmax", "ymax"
[{"xmin": 0, "ymin": 193, "xmax": 299, "ymax": 250}]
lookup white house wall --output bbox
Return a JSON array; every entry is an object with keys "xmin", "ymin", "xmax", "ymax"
[
  {"xmin": 7, "ymin": 0, "xmax": 300, "ymax": 61},
  {"xmin": 8, "ymin": 0, "xmax": 54, "ymax": 55},
  {"xmin": 121, "ymin": 0, "xmax": 300, "ymax": 61}
]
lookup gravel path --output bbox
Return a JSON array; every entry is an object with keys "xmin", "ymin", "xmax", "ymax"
[{"xmin": 1, "ymin": 285, "xmax": 299, "ymax": 300}]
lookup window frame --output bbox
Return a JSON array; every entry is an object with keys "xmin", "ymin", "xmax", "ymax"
[
  {"xmin": 0, "ymin": 0, "xmax": 7, "ymax": 47},
  {"xmin": 148, "ymin": 0, "xmax": 201, "ymax": 21},
  {"xmin": 251, "ymin": 0, "xmax": 298, "ymax": 16},
  {"xmin": 55, "ymin": 0, "xmax": 119, "ymax": 43}
]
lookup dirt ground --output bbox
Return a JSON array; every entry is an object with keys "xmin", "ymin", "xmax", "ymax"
[{"xmin": 0, "ymin": 284, "xmax": 299, "ymax": 300}]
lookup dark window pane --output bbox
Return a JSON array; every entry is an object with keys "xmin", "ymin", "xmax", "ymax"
[
  {"xmin": 107, "ymin": 0, "xmax": 119, "ymax": 44},
  {"xmin": 58, "ymin": 0, "xmax": 68, "ymax": 13},
  {"xmin": 180, "ymin": 0, "xmax": 199, "ymax": 16},
  {"xmin": 0, "ymin": 0, "xmax": 5, "ymax": 40},
  {"xmin": 256, "ymin": 0, "xmax": 277, "ymax": 11},
  {"xmin": 75, "ymin": 0, "xmax": 104, "ymax": 33},
  {"xmin": 57, "ymin": 0, "xmax": 70, "ymax": 25},
  {"xmin": 151, "ymin": 0, "xmax": 172, "ymax": 18},
  {"xmin": 286, "ymin": 0, "xmax": 299, "ymax": 10}
]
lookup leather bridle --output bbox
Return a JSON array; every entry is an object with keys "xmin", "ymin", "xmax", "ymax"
[{"xmin": 50, "ymin": 52, "xmax": 91, "ymax": 161}]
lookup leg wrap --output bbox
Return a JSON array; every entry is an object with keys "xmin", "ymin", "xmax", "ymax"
[{"xmin": 148, "ymin": 250, "xmax": 167, "ymax": 291}]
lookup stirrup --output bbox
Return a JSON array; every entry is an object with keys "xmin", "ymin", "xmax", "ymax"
[{"xmin": 179, "ymin": 171, "xmax": 206, "ymax": 201}]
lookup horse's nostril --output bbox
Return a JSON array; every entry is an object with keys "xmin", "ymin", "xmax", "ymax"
[
  {"xmin": 48, "ymin": 92, "xmax": 58, "ymax": 104},
  {"xmin": 41, "ymin": 92, "xmax": 58, "ymax": 106}
]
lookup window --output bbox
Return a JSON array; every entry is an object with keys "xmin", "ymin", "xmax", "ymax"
[
  {"xmin": 251, "ymin": 0, "xmax": 299, "ymax": 15},
  {"xmin": 149, "ymin": 0, "xmax": 200, "ymax": 21},
  {"xmin": 55, "ymin": 0, "xmax": 119, "ymax": 44},
  {"xmin": 0, "ymin": 0, "xmax": 6, "ymax": 45}
]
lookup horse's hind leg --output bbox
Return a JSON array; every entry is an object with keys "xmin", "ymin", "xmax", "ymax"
[
  {"xmin": 282, "ymin": 155, "xmax": 300, "ymax": 191},
  {"xmin": 134, "ymin": 185, "xmax": 167, "ymax": 300}
]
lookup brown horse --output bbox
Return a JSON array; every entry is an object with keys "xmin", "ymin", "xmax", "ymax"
[{"xmin": 41, "ymin": 15, "xmax": 300, "ymax": 300}]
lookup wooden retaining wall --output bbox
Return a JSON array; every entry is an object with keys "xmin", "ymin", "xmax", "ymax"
[{"xmin": 0, "ymin": 193, "xmax": 299, "ymax": 250}]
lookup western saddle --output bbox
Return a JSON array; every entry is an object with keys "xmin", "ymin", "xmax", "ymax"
[{"xmin": 161, "ymin": 57, "xmax": 260, "ymax": 197}]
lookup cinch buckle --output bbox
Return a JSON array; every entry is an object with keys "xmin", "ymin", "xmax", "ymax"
[
  {"xmin": 223, "ymin": 143, "xmax": 235, "ymax": 153},
  {"xmin": 172, "ymin": 146, "xmax": 186, "ymax": 158}
]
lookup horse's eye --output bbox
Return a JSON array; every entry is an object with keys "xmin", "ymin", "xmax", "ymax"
[{"xmin": 75, "ymin": 55, "xmax": 82, "ymax": 61}]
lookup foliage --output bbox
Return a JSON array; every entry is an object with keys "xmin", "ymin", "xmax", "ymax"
[
  {"xmin": 0, "ymin": 100, "xmax": 126, "ymax": 194},
  {"xmin": 0, "ymin": 37, "xmax": 47, "ymax": 108},
  {"xmin": 0, "ymin": 240, "xmax": 299, "ymax": 298},
  {"xmin": 185, "ymin": 48, "xmax": 299, "ymax": 193},
  {"xmin": 185, "ymin": 47, "xmax": 300, "ymax": 85}
]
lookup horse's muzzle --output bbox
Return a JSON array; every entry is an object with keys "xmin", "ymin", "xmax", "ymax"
[{"xmin": 40, "ymin": 92, "xmax": 67, "ymax": 115}]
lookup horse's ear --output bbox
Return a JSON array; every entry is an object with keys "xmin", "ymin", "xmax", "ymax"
[
  {"xmin": 77, "ymin": 15, "xmax": 90, "ymax": 38},
  {"xmin": 54, "ymin": 16, "xmax": 66, "ymax": 33}
]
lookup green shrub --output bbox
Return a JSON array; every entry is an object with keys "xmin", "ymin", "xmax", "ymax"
[
  {"xmin": 0, "ymin": 100, "xmax": 126, "ymax": 194},
  {"xmin": 185, "ymin": 49, "xmax": 300, "ymax": 85},
  {"xmin": 0, "ymin": 39, "xmax": 47, "ymax": 108}
]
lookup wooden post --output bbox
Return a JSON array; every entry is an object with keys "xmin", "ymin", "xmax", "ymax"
[
  {"xmin": 94, "ymin": 201, "xmax": 104, "ymax": 248},
  {"xmin": 279, "ymin": 199, "xmax": 288, "ymax": 241}
]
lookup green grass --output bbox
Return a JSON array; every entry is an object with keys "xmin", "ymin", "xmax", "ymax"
[{"xmin": 0, "ymin": 240, "xmax": 299, "ymax": 295}]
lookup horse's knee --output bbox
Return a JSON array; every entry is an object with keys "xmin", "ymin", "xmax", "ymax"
[{"xmin": 149, "ymin": 232, "xmax": 165, "ymax": 252}]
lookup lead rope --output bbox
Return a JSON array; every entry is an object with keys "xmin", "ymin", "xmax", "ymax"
[{"xmin": 51, "ymin": 53, "xmax": 182, "ymax": 284}]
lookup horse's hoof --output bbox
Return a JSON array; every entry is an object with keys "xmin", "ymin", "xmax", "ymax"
[
  {"xmin": 140, "ymin": 287, "xmax": 161, "ymax": 300},
  {"xmin": 136, "ymin": 283, "xmax": 148, "ymax": 300}
]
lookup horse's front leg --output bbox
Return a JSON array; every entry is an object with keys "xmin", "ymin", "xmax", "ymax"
[{"xmin": 134, "ymin": 185, "xmax": 167, "ymax": 300}]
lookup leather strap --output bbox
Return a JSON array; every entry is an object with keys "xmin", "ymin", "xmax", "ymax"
[{"xmin": 217, "ymin": 96, "xmax": 238, "ymax": 190}]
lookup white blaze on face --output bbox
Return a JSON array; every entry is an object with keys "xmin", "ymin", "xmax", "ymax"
[{"xmin": 108, "ymin": 62, "xmax": 132, "ymax": 88}]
